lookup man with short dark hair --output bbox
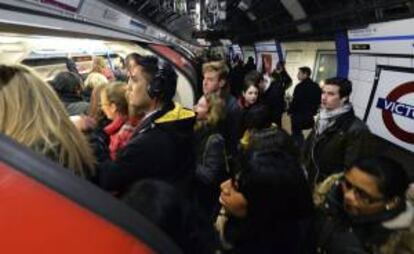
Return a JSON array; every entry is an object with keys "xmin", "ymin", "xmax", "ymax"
[
  {"xmin": 288, "ymin": 66, "xmax": 321, "ymax": 147},
  {"xmin": 271, "ymin": 61, "xmax": 292, "ymax": 92},
  {"xmin": 98, "ymin": 55, "xmax": 195, "ymax": 195},
  {"xmin": 50, "ymin": 71, "xmax": 89, "ymax": 116},
  {"xmin": 303, "ymin": 77, "xmax": 373, "ymax": 186},
  {"xmin": 258, "ymin": 72, "xmax": 285, "ymax": 128}
]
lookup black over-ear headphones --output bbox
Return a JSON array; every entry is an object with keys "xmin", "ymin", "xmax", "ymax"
[
  {"xmin": 147, "ymin": 68, "xmax": 164, "ymax": 99},
  {"xmin": 147, "ymin": 61, "xmax": 177, "ymax": 100}
]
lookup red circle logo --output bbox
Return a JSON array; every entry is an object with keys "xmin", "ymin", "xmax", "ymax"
[{"xmin": 381, "ymin": 81, "xmax": 414, "ymax": 144}]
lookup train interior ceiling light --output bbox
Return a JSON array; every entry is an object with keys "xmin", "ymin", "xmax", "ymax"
[{"xmin": 0, "ymin": 32, "xmax": 196, "ymax": 109}]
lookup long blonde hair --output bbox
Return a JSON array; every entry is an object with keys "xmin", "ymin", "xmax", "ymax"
[
  {"xmin": 84, "ymin": 72, "xmax": 108, "ymax": 90},
  {"xmin": 92, "ymin": 56, "xmax": 107, "ymax": 74},
  {"xmin": 0, "ymin": 64, "xmax": 95, "ymax": 177},
  {"xmin": 194, "ymin": 93, "xmax": 226, "ymax": 130}
]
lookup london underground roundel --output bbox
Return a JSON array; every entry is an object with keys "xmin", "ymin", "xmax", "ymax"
[{"xmin": 376, "ymin": 81, "xmax": 414, "ymax": 144}]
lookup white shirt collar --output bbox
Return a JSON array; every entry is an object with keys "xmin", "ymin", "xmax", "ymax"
[{"xmin": 262, "ymin": 74, "xmax": 271, "ymax": 92}]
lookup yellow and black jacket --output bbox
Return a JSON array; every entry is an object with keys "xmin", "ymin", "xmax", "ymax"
[{"xmin": 98, "ymin": 102, "xmax": 196, "ymax": 195}]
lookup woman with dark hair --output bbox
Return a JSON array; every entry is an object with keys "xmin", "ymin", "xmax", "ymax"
[
  {"xmin": 314, "ymin": 156, "xmax": 414, "ymax": 254},
  {"xmin": 239, "ymin": 104, "xmax": 299, "ymax": 159},
  {"xmin": 238, "ymin": 71, "xmax": 261, "ymax": 111},
  {"xmin": 216, "ymin": 151, "xmax": 315, "ymax": 254}
]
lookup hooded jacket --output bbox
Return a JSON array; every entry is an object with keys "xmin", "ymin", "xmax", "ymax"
[
  {"xmin": 98, "ymin": 102, "xmax": 196, "ymax": 195},
  {"xmin": 314, "ymin": 174, "xmax": 414, "ymax": 254}
]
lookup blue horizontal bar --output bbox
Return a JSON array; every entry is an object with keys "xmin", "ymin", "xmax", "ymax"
[
  {"xmin": 130, "ymin": 20, "xmax": 147, "ymax": 30},
  {"xmin": 349, "ymin": 35, "xmax": 414, "ymax": 42}
]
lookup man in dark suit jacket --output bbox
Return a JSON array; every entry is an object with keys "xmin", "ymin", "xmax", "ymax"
[
  {"xmin": 260, "ymin": 74, "xmax": 285, "ymax": 128},
  {"xmin": 288, "ymin": 66, "xmax": 321, "ymax": 148}
]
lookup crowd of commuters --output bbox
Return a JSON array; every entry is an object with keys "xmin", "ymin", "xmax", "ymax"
[{"xmin": 0, "ymin": 50, "xmax": 412, "ymax": 254}]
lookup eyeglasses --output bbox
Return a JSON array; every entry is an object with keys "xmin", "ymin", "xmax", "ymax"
[{"xmin": 341, "ymin": 177, "xmax": 384, "ymax": 205}]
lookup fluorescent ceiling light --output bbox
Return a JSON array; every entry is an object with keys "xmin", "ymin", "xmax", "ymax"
[
  {"xmin": 247, "ymin": 11, "xmax": 256, "ymax": 21},
  {"xmin": 280, "ymin": 0, "xmax": 313, "ymax": 32},
  {"xmin": 238, "ymin": 0, "xmax": 251, "ymax": 11}
]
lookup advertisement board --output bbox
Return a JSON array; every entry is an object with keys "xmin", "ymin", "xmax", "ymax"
[{"xmin": 254, "ymin": 40, "xmax": 279, "ymax": 75}]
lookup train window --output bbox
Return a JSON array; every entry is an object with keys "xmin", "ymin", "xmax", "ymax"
[
  {"xmin": 0, "ymin": 32, "xmax": 195, "ymax": 108},
  {"xmin": 72, "ymin": 56, "xmax": 93, "ymax": 62},
  {"xmin": 313, "ymin": 50, "xmax": 337, "ymax": 85},
  {"xmin": 22, "ymin": 57, "xmax": 67, "ymax": 66}
]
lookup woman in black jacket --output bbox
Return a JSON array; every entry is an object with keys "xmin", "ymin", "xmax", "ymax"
[
  {"xmin": 216, "ymin": 151, "xmax": 315, "ymax": 254},
  {"xmin": 194, "ymin": 93, "xmax": 228, "ymax": 220}
]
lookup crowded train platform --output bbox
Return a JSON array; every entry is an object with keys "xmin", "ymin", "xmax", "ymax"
[{"xmin": 0, "ymin": 0, "xmax": 413, "ymax": 253}]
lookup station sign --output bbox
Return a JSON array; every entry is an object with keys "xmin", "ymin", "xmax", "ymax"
[
  {"xmin": 364, "ymin": 65, "xmax": 414, "ymax": 152},
  {"xmin": 348, "ymin": 17, "xmax": 414, "ymax": 55}
]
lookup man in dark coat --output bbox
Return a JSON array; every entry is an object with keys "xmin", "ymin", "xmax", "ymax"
[
  {"xmin": 288, "ymin": 66, "xmax": 321, "ymax": 148},
  {"xmin": 229, "ymin": 59, "xmax": 246, "ymax": 97},
  {"xmin": 260, "ymin": 74, "xmax": 286, "ymax": 128},
  {"xmin": 244, "ymin": 56, "xmax": 256, "ymax": 74},
  {"xmin": 302, "ymin": 77, "xmax": 373, "ymax": 186},
  {"xmin": 98, "ymin": 55, "xmax": 195, "ymax": 195},
  {"xmin": 271, "ymin": 61, "xmax": 292, "ymax": 92}
]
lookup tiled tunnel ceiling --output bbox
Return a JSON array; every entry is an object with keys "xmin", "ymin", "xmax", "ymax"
[{"xmin": 109, "ymin": 0, "xmax": 414, "ymax": 44}]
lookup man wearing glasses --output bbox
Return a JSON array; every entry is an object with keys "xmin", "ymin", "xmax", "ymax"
[{"xmin": 313, "ymin": 156, "xmax": 414, "ymax": 254}]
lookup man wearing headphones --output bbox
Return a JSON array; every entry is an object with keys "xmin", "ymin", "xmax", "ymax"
[
  {"xmin": 98, "ymin": 54, "xmax": 195, "ymax": 195},
  {"xmin": 302, "ymin": 77, "xmax": 374, "ymax": 186}
]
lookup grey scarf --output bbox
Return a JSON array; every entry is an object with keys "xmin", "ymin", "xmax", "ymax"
[{"xmin": 316, "ymin": 104, "xmax": 352, "ymax": 135}]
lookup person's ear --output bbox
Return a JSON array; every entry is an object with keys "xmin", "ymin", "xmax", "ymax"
[
  {"xmin": 341, "ymin": 96, "xmax": 349, "ymax": 104},
  {"xmin": 219, "ymin": 79, "xmax": 225, "ymax": 88},
  {"xmin": 109, "ymin": 103, "xmax": 117, "ymax": 114}
]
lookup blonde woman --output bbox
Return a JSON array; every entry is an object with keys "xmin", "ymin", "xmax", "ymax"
[
  {"xmin": 194, "ymin": 93, "xmax": 228, "ymax": 218},
  {"xmin": 0, "ymin": 64, "xmax": 95, "ymax": 178},
  {"xmin": 83, "ymin": 72, "xmax": 108, "ymax": 101},
  {"xmin": 92, "ymin": 56, "xmax": 114, "ymax": 81}
]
